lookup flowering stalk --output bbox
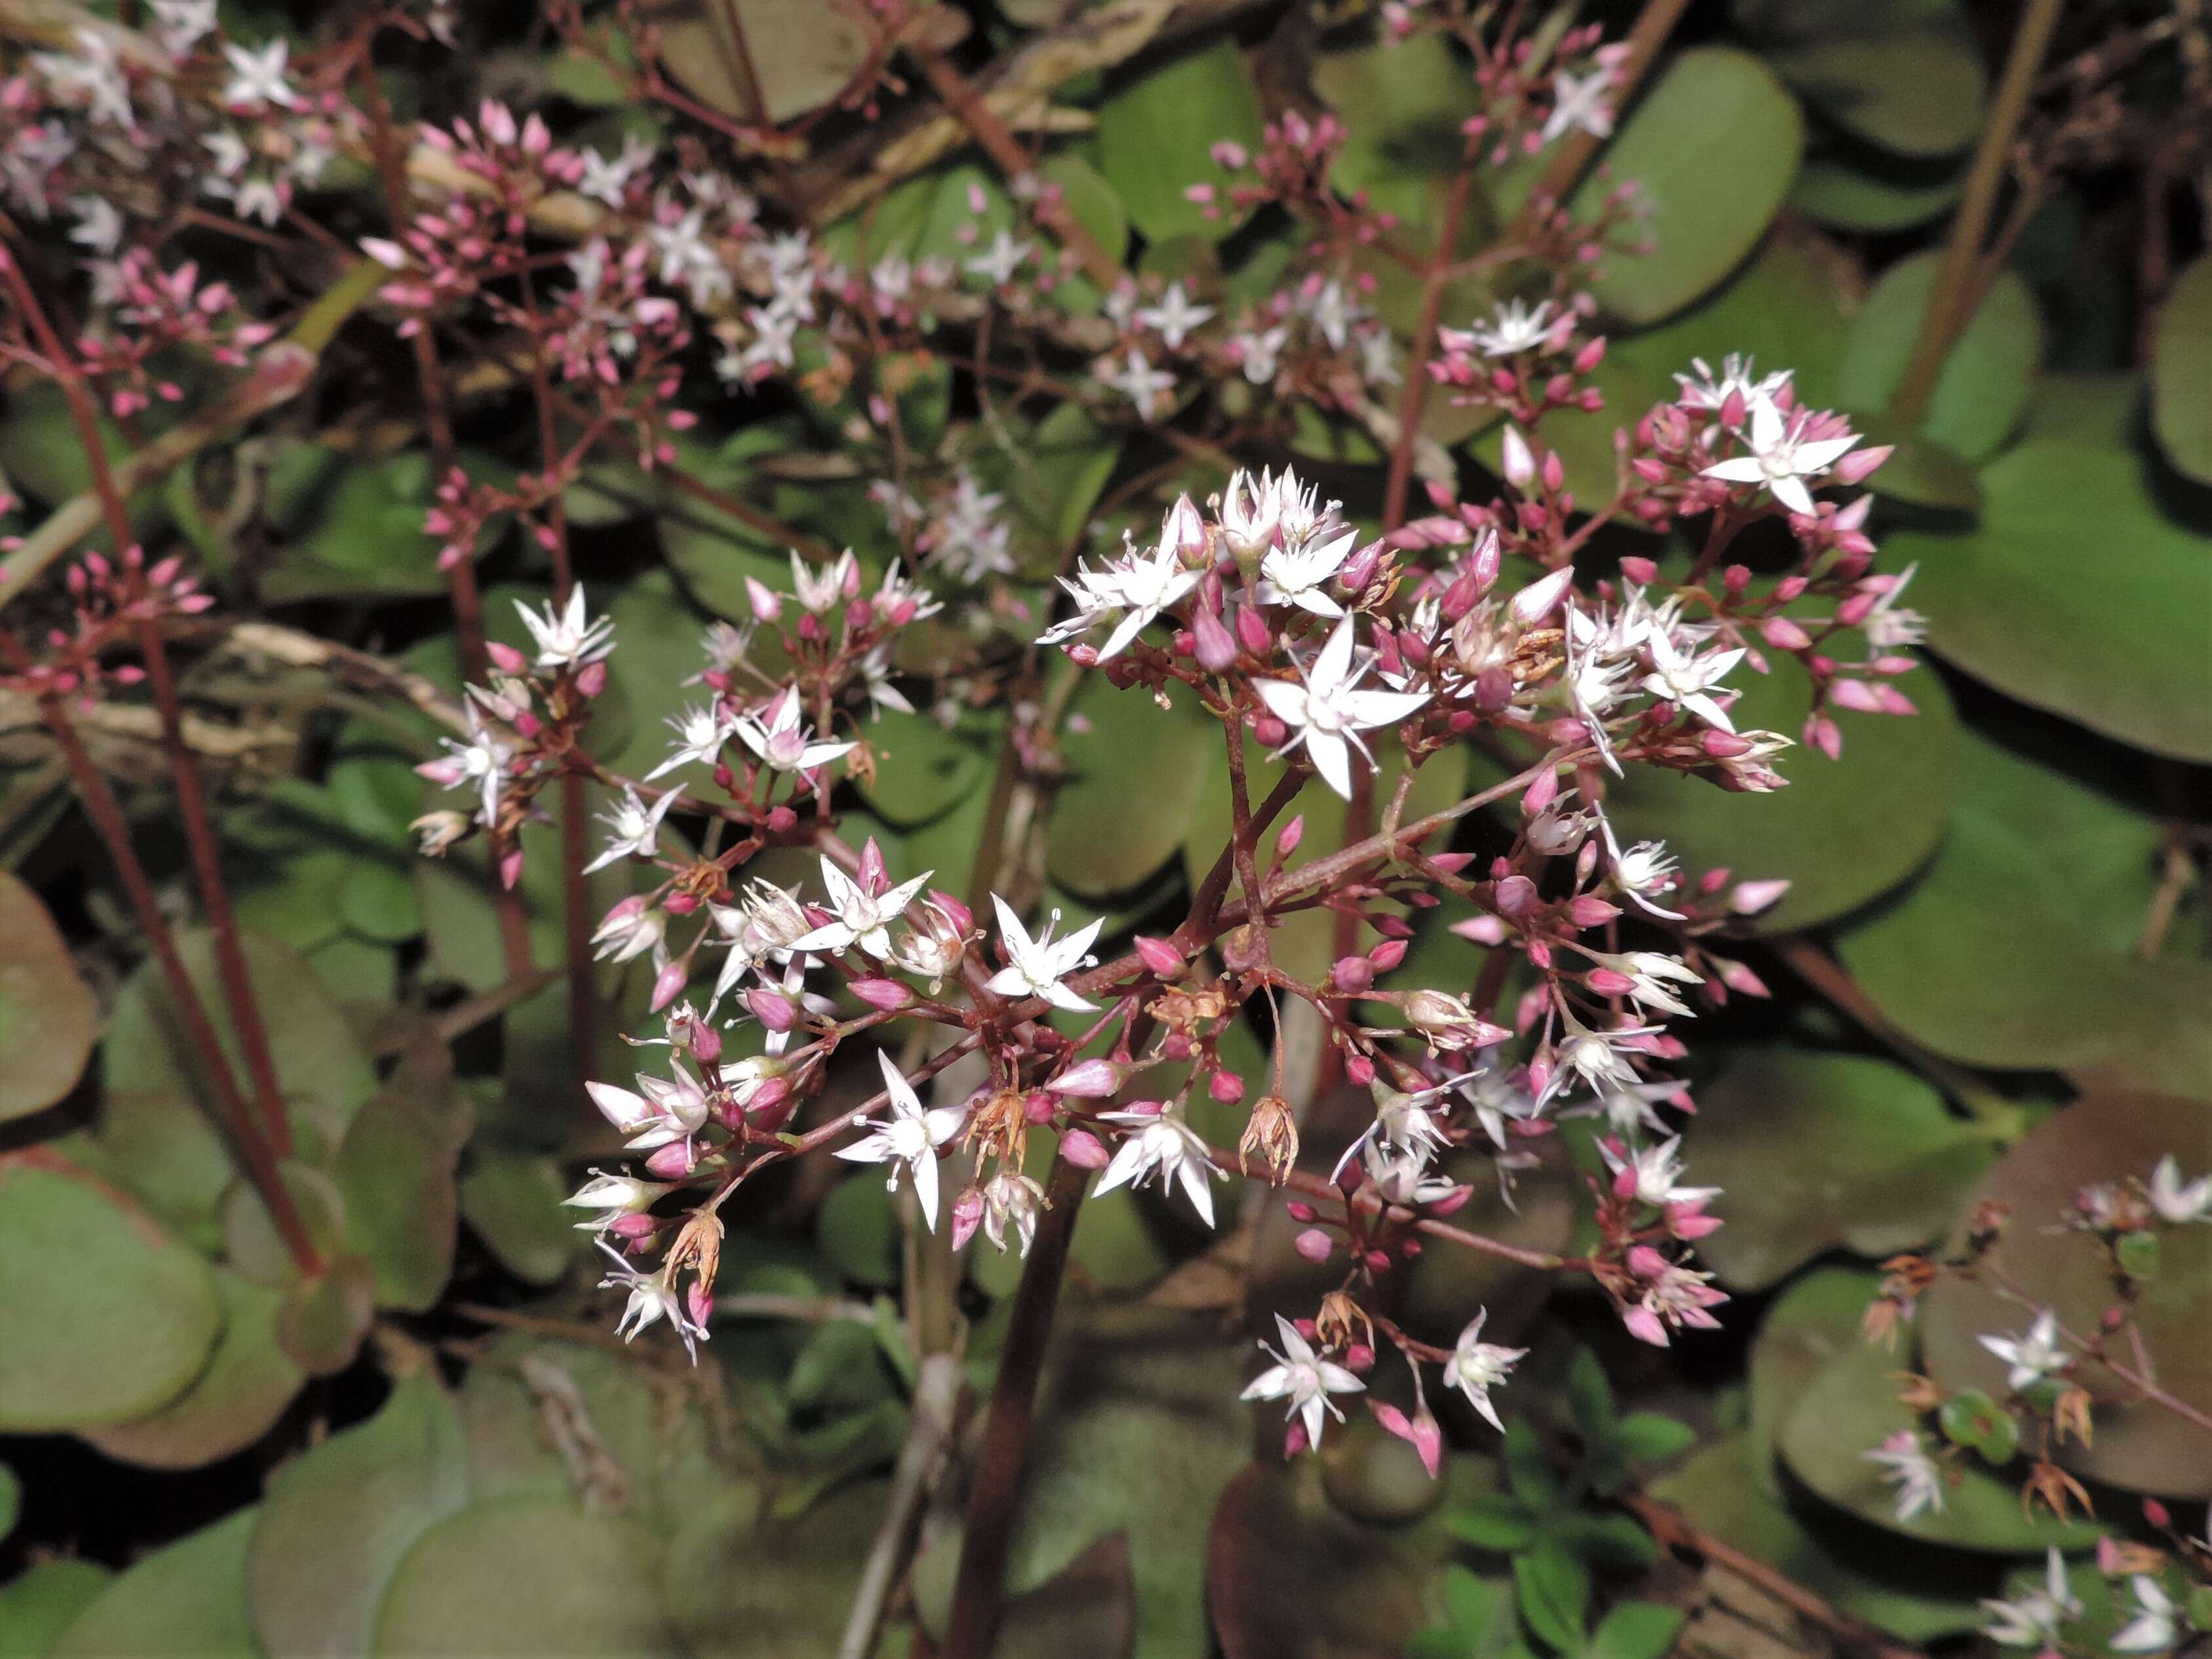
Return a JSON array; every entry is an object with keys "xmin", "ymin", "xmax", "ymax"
[
  {"xmin": 1, "ymin": 628, "xmax": 319, "ymax": 1273},
  {"xmin": 0, "ymin": 245, "xmax": 293, "ymax": 1157}
]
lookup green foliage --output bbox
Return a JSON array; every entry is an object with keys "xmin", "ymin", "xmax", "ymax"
[
  {"xmin": 0, "ymin": 873, "xmax": 97, "ymax": 1122},
  {"xmin": 1096, "ymin": 39, "xmax": 1265, "ymax": 244}
]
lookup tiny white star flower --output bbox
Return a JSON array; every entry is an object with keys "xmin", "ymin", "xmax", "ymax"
[
  {"xmin": 1241, "ymin": 1314, "xmax": 1365, "ymax": 1451},
  {"xmin": 221, "ymin": 38, "xmax": 296, "ymax": 111},
  {"xmin": 1859, "ymin": 563, "xmax": 1928, "ymax": 651},
  {"xmin": 984, "ymin": 894, "xmax": 1102, "ymax": 1011},
  {"xmin": 1255, "ymin": 524, "xmax": 1359, "ymax": 618},
  {"xmin": 789, "ymin": 854, "xmax": 933, "ymax": 960},
  {"xmin": 67, "ymin": 195, "xmax": 123, "ymax": 256},
  {"xmin": 1037, "ymin": 530, "xmax": 1202, "ymax": 660},
  {"xmin": 1599, "ymin": 1135, "xmax": 1720, "ymax": 1209},
  {"xmin": 1542, "ymin": 67, "xmax": 1615, "ymax": 144},
  {"xmin": 2148, "ymin": 1154, "xmax": 2212, "ymax": 1224},
  {"xmin": 1104, "ymin": 349, "xmax": 1176, "ymax": 418},
  {"xmin": 586, "ymin": 1062, "xmax": 709, "ymax": 1152},
  {"xmin": 1236, "ymin": 324, "xmax": 1288, "ymax": 384},
  {"xmin": 789, "ymin": 548, "xmax": 858, "ymax": 614},
  {"xmin": 1864, "ymin": 1430, "xmax": 1944, "ymax": 1522},
  {"xmin": 514, "ymin": 585, "xmax": 615, "ymax": 670},
  {"xmin": 1445, "ymin": 1308, "xmax": 1526, "ymax": 1433},
  {"xmin": 1136, "ymin": 281, "xmax": 1214, "ymax": 351},
  {"xmin": 584, "ymin": 786, "xmax": 679, "ymax": 874},
  {"xmin": 417, "ymin": 706, "xmax": 513, "ymax": 827},
  {"xmin": 1674, "ymin": 354, "xmax": 1792, "ymax": 423},
  {"xmin": 2111, "ymin": 1576, "xmax": 2178, "ymax": 1654},
  {"xmin": 1306, "ymin": 279, "xmax": 1360, "ymax": 351},
  {"xmin": 1095, "ymin": 1104, "xmax": 1224, "ymax": 1226},
  {"xmin": 564, "ymin": 1170, "xmax": 675, "ymax": 1223},
  {"xmin": 965, "ymin": 229, "xmax": 1032, "ymax": 285},
  {"xmin": 595, "ymin": 1239, "xmax": 707, "ymax": 1362},
  {"xmin": 1639, "ymin": 629, "xmax": 1745, "ymax": 732},
  {"xmin": 1980, "ymin": 1549, "xmax": 2079, "ymax": 1651},
  {"xmin": 1701, "ymin": 398, "xmax": 1860, "ymax": 517},
  {"xmin": 1460, "ymin": 298, "xmax": 1556, "ymax": 358},
  {"xmin": 148, "ymin": 0, "xmax": 216, "ymax": 57},
  {"xmin": 835, "ymin": 1050, "xmax": 965, "ymax": 1228},
  {"xmin": 646, "ymin": 701, "xmax": 735, "ymax": 780},
  {"xmin": 1979, "ymin": 1309, "xmax": 2067, "ymax": 1393},
  {"xmin": 1253, "ymin": 617, "xmax": 1432, "ymax": 799},
  {"xmin": 733, "ymin": 685, "xmax": 856, "ymax": 774}
]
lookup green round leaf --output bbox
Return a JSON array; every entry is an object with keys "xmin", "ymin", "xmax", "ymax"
[
  {"xmin": 250, "ymin": 1372, "xmax": 473, "ymax": 1656},
  {"xmin": 340, "ymin": 859, "xmax": 424, "ymax": 944},
  {"xmin": 0, "ymin": 872, "xmax": 96, "ymax": 1122},
  {"xmin": 271, "ymin": 1251, "xmax": 378, "ymax": 1378},
  {"xmin": 1600, "ymin": 651, "xmax": 1960, "ymax": 932},
  {"xmin": 457, "ymin": 1152, "xmax": 578, "ymax": 1286},
  {"xmin": 1838, "ymin": 253, "xmax": 2042, "ymax": 462},
  {"xmin": 2151, "ymin": 256, "xmax": 2212, "ymax": 485},
  {"xmin": 374, "ymin": 1498, "xmax": 678, "ymax": 1656},
  {"xmin": 1096, "ymin": 39, "xmax": 1265, "ymax": 245},
  {"xmin": 652, "ymin": 0, "xmax": 868, "ymax": 125},
  {"xmin": 103, "ymin": 928, "xmax": 378, "ymax": 1139},
  {"xmin": 50, "ymin": 1509, "xmax": 257, "ymax": 1659},
  {"xmin": 0, "ymin": 1561, "xmax": 113, "ymax": 1659},
  {"xmin": 1736, "ymin": 0, "xmax": 1987, "ymax": 159},
  {"xmin": 666, "ymin": 1480, "xmax": 874, "ymax": 1657},
  {"xmin": 1748, "ymin": 1266, "xmax": 1883, "ymax": 1483},
  {"xmin": 1920, "ymin": 417, "xmax": 2212, "ymax": 745},
  {"xmin": 1836, "ymin": 732, "xmax": 2212, "ymax": 1083},
  {"xmin": 1780, "ymin": 1335, "xmax": 2099, "ymax": 1553},
  {"xmin": 333, "ymin": 1087, "xmax": 468, "ymax": 1312},
  {"xmin": 858, "ymin": 706, "xmax": 998, "ymax": 827},
  {"xmin": 1920, "ymin": 1093, "xmax": 2212, "ymax": 1498},
  {"xmin": 1314, "ymin": 31, "xmax": 1483, "ymax": 229},
  {"xmin": 0, "ymin": 1153, "xmax": 222, "ymax": 1432},
  {"xmin": 1575, "ymin": 48, "xmax": 1805, "ymax": 325},
  {"xmin": 92, "ymin": 1087, "xmax": 230, "ymax": 1258},
  {"xmin": 85, "ymin": 1270, "xmax": 304, "ymax": 1470},
  {"xmin": 1790, "ymin": 155, "xmax": 1963, "ymax": 233},
  {"xmin": 1047, "ymin": 672, "xmax": 1219, "ymax": 897},
  {"xmin": 1208, "ymin": 1463, "xmax": 1436, "ymax": 1657},
  {"xmin": 1691, "ymin": 1050, "xmax": 1992, "ymax": 1290}
]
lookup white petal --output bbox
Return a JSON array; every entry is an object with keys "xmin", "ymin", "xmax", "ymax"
[
  {"xmin": 910, "ymin": 1145, "xmax": 940, "ymax": 1227},
  {"xmin": 1306, "ymin": 730, "xmax": 1355, "ymax": 800}
]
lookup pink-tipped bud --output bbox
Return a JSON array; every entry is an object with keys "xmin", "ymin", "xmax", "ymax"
[
  {"xmin": 1253, "ymin": 714, "xmax": 1288, "ymax": 747},
  {"xmin": 1567, "ymin": 895, "xmax": 1620, "ymax": 928},
  {"xmin": 745, "ymin": 987, "xmax": 797, "ymax": 1031},
  {"xmin": 1729, "ymin": 878, "xmax": 1790, "ymax": 915},
  {"xmin": 1133, "ymin": 935, "xmax": 1185, "ymax": 978},
  {"xmin": 1235, "ymin": 603, "xmax": 1273, "ymax": 656},
  {"xmin": 1331, "ymin": 956, "xmax": 1375, "ymax": 995},
  {"xmin": 1832, "ymin": 445, "xmax": 1890, "ymax": 485},
  {"xmin": 1619, "ymin": 555, "xmax": 1659, "ymax": 585},
  {"xmin": 645, "ymin": 1141, "xmax": 696, "ymax": 1179},
  {"xmin": 1059, "ymin": 1127, "xmax": 1110, "ymax": 1169},
  {"xmin": 1051, "ymin": 1058, "xmax": 1123, "ymax": 1098},
  {"xmin": 650, "ymin": 959, "xmax": 689, "ymax": 1012},
  {"xmin": 1294, "ymin": 1228, "xmax": 1335, "ymax": 1263},
  {"xmin": 1493, "ymin": 874, "xmax": 1538, "ymax": 917},
  {"xmin": 1368, "ymin": 938, "xmax": 1407, "ymax": 972},
  {"xmin": 928, "ymin": 889, "xmax": 973, "ymax": 934},
  {"xmin": 851, "ymin": 978, "xmax": 912, "ymax": 1010},
  {"xmin": 1194, "ymin": 605, "xmax": 1238, "ymax": 672},
  {"xmin": 1207, "ymin": 1068, "xmax": 1245, "ymax": 1104},
  {"xmin": 745, "ymin": 576, "xmax": 782, "ymax": 620},
  {"xmin": 1500, "ymin": 424, "xmax": 1535, "ymax": 489},
  {"xmin": 1760, "ymin": 616, "xmax": 1813, "ymax": 651},
  {"xmin": 950, "ymin": 1187, "xmax": 984, "ymax": 1252}
]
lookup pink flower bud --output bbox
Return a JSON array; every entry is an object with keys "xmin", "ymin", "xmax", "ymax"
[
  {"xmin": 1051, "ymin": 1058, "xmax": 1123, "ymax": 1098},
  {"xmin": 1345, "ymin": 1342, "xmax": 1375, "ymax": 1374},
  {"xmin": 1207, "ymin": 1069, "xmax": 1245, "ymax": 1105},
  {"xmin": 1829, "ymin": 679, "xmax": 1880, "ymax": 713},
  {"xmin": 1626, "ymin": 1243, "xmax": 1670, "ymax": 1277},
  {"xmin": 1275, "ymin": 816, "xmax": 1304, "ymax": 860},
  {"xmin": 1331, "ymin": 956, "xmax": 1375, "ymax": 994},
  {"xmin": 1367, "ymin": 938, "xmax": 1407, "ymax": 972},
  {"xmin": 1253, "ymin": 714, "xmax": 1288, "ymax": 748},
  {"xmin": 744, "ymin": 576, "xmax": 782, "ymax": 620},
  {"xmin": 691, "ymin": 1024, "xmax": 723, "ymax": 1064},
  {"xmin": 951, "ymin": 1187, "xmax": 984, "ymax": 1252},
  {"xmin": 927, "ymin": 890, "xmax": 973, "ymax": 934},
  {"xmin": 851, "ymin": 978, "xmax": 912, "ymax": 1010},
  {"xmin": 1567, "ymin": 895, "xmax": 1620, "ymax": 928},
  {"xmin": 1729, "ymin": 879, "xmax": 1790, "ymax": 915},
  {"xmin": 645, "ymin": 1141, "xmax": 695, "ymax": 1178},
  {"xmin": 607, "ymin": 1212, "xmax": 657, "ymax": 1239},
  {"xmin": 1833, "ymin": 445, "xmax": 1890, "ymax": 485},
  {"xmin": 1494, "ymin": 874, "xmax": 1538, "ymax": 916},
  {"xmin": 1500, "ymin": 424, "xmax": 1535, "ymax": 489},
  {"xmin": 650, "ymin": 959, "xmax": 689, "ymax": 1012},
  {"xmin": 1193, "ymin": 605, "xmax": 1238, "ymax": 672},
  {"xmin": 1134, "ymin": 935, "xmax": 1185, "ymax": 978},
  {"xmin": 1521, "ymin": 767, "xmax": 1558, "ymax": 817},
  {"xmin": 1293, "ymin": 1228, "xmax": 1334, "ymax": 1263},
  {"xmin": 745, "ymin": 987, "xmax": 797, "ymax": 1031},
  {"xmin": 1761, "ymin": 616, "xmax": 1812, "ymax": 651},
  {"xmin": 1234, "ymin": 604, "xmax": 1272, "ymax": 656},
  {"xmin": 1059, "ymin": 1128, "xmax": 1110, "ymax": 1169}
]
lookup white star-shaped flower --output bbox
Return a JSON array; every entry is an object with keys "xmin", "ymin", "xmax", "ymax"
[
  {"xmin": 1253, "ymin": 617, "xmax": 1432, "ymax": 799},
  {"xmin": 1701, "ymin": 398, "xmax": 1860, "ymax": 517},
  {"xmin": 835, "ymin": 1050, "xmax": 965, "ymax": 1228},
  {"xmin": 1541, "ymin": 67, "xmax": 1615, "ymax": 144},
  {"xmin": 584, "ymin": 786, "xmax": 678, "ymax": 875},
  {"xmin": 733, "ymin": 685, "xmax": 856, "ymax": 774},
  {"xmin": 595, "ymin": 1240, "xmax": 707, "ymax": 1362},
  {"xmin": 646, "ymin": 701, "xmax": 735, "ymax": 780},
  {"xmin": 1240, "ymin": 1314, "xmax": 1365, "ymax": 1450},
  {"xmin": 1979, "ymin": 1309, "xmax": 2067, "ymax": 1393},
  {"xmin": 1255, "ymin": 524, "xmax": 1359, "ymax": 618},
  {"xmin": 515, "ymin": 586, "xmax": 615, "ymax": 671},
  {"xmin": 2111, "ymin": 1576, "xmax": 2177, "ymax": 1654},
  {"xmin": 1599, "ymin": 1135, "xmax": 1719, "ymax": 1210},
  {"xmin": 1136, "ymin": 281, "xmax": 1214, "ymax": 351},
  {"xmin": 221, "ymin": 39, "xmax": 296, "ymax": 111},
  {"xmin": 1445, "ymin": 1308, "xmax": 1526, "ymax": 1432},
  {"xmin": 2148, "ymin": 1154, "xmax": 2212, "ymax": 1224},
  {"xmin": 1863, "ymin": 1430, "xmax": 1944, "ymax": 1523},
  {"xmin": 1095, "ymin": 1104, "xmax": 1222, "ymax": 1225},
  {"xmin": 965, "ymin": 230, "xmax": 1032, "ymax": 286},
  {"xmin": 1639, "ymin": 628, "xmax": 1744, "ymax": 732},
  {"xmin": 1037, "ymin": 532, "xmax": 1202, "ymax": 660},
  {"xmin": 789, "ymin": 854, "xmax": 933, "ymax": 960},
  {"xmin": 1459, "ymin": 298, "xmax": 1556, "ymax": 358},
  {"xmin": 1104, "ymin": 350, "xmax": 1176, "ymax": 418},
  {"xmin": 983, "ymin": 894, "xmax": 1102, "ymax": 1011}
]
